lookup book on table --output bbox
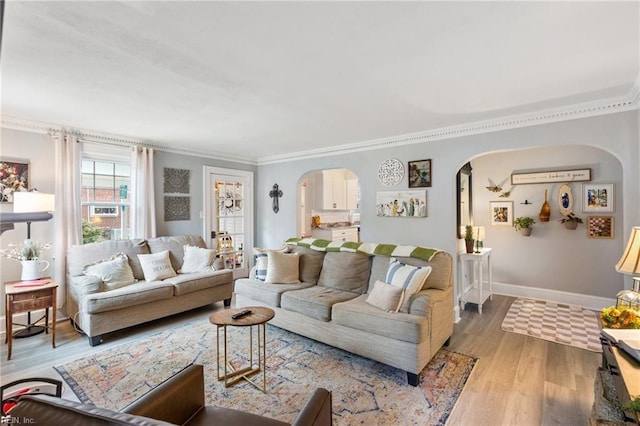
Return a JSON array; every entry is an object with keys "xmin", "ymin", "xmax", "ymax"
[
  {"xmin": 13, "ymin": 278, "xmax": 51, "ymax": 287},
  {"xmin": 601, "ymin": 328, "xmax": 640, "ymax": 363}
]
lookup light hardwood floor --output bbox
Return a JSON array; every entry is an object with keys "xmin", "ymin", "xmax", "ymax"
[{"xmin": 0, "ymin": 295, "xmax": 601, "ymax": 425}]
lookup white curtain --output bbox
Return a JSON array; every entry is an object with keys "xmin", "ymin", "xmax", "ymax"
[
  {"xmin": 130, "ymin": 146, "xmax": 156, "ymax": 238},
  {"xmin": 53, "ymin": 133, "xmax": 82, "ymax": 310}
]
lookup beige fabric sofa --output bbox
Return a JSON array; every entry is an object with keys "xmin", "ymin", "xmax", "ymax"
[
  {"xmin": 66, "ymin": 235, "xmax": 233, "ymax": 346},
  {"xmin": 234, "ymin": 240, "xmax": 453, "ymax": 386}
]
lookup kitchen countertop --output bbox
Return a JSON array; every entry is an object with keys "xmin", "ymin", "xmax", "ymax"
[{"xmin": 314, "ymin": 225, "xmax": 358, "ymax": 230}]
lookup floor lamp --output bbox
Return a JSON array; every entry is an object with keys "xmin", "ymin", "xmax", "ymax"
[
  {"xmin": 13, "ymin": 192, "xmax": 55, "ymax": 238},
  {"xmin": 10, "ymin": 191, "xmax": 55, "ymax": 337}
]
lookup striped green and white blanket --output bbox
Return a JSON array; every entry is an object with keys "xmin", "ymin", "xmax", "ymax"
[{"xmin": 285, "ymin": 237, "xmax": 442, "ymax": 262}]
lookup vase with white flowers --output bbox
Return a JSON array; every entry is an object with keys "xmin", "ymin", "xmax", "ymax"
[{"xmin": 1, "ymin": 239, "xmax": 51, "ymax": 280}]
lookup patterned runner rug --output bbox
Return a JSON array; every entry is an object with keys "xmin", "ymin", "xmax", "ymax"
[
  {"xmin": 501, "ymin": 298, "xmax": 602, "ymax": 352},
  {"xmin": 55, "ymin": 320, "xmax": 476, "ymax": 425}
]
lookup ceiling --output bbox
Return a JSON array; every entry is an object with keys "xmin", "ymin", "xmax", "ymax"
[{"xmin": 1, "ymin": 1, "xmax": 638, "ymax": 164}]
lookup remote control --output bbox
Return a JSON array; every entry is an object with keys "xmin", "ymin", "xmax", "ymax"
[{"xmin": 231, "ymin": 309, "xmax": 252, "ymax": 319}]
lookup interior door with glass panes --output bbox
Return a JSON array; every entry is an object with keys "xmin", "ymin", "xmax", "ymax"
[{"xmin": 204, "ymin": 167, "xmax": 253, "ymax": 279}]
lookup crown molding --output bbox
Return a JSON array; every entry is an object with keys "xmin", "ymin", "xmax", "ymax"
[
  {"xmin": 3, "ymin": 84, "xmax": 639, "ymax": 167},
  {"xmin": 257, "ymin": 87, "xmax": 640, "ymax": 165},
  {"xmin": 0, "ymin": 116, "xmax": 258, "ymax": 166}
]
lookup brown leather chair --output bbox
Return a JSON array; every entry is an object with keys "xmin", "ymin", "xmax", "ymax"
[{"xmin": 9, "ymin": 364, "xmax": 332, "ymax": 426}]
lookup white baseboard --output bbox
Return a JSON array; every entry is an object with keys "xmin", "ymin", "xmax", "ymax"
[{"xmin": 491, "ymin": 281, "xmax": 616, "ymax": 311}]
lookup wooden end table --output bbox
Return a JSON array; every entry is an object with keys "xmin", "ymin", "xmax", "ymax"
[
  {"xmin": 5, "ymin": 277, "xmax": 58, "ymax": 360},
  {"xmin": 209, "ymin": 306, "xmax": 275, "ymax": 393},
  {"xmin": 601, "ymin": 334, "xmax": 640, "ymax": 423}
]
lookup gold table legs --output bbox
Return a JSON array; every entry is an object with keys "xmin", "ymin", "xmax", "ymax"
[{"xmin": 216, "ymin": 323, "xmax": 268, "ymax": 393}]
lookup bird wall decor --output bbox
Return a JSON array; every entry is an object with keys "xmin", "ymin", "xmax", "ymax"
[
  {"xmin": 486, "ymin": 177, "xmax": 508, "ymax": 193},
  {"xmin": 499, "ymin": 186, "xmax": 515, "ymax": 198}
]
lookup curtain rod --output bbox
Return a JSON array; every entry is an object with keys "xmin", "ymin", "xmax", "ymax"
[{"xmin": 47, "ymin": 128, "xmax": 162, "ymax": 150}]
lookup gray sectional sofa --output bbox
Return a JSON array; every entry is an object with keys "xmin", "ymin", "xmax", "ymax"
[
  {"xmin": 234, "ymin": 239, "xmax": 453, "ymax": 386},
  {"xmin": 66, "ymin": 235, "xmax": 233, "ymax": 346}
]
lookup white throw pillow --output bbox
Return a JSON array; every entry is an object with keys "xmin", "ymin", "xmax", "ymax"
[
  {"xmin": 385, "ymin": 258, "xmax": 432, "ymax": 313},
  {"xmin": 83, "ymin": 252, "xmax": 136, "ymax": 291},
  {"xmin": 366, "ymin": 280, "xmax": 403, "ymax": 312},
  {"xmin": 179, "ymin": 245, "xmax": 216, "ymax": 273},
  {"xmin": 253, "ymin": 246, "xmax": 289, "ymax": 281},
  {"xmin": 265, "ymin": 250, "xmax": 300, "ymax": 284},
  {"xmin": 138, "ymin": 250, "xmax": 177, "ymax": 282}
]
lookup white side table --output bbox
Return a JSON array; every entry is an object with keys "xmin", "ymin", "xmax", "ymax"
[{"xmin": 459, "ymin": 248, "xmax": 492, "ymax": 314}]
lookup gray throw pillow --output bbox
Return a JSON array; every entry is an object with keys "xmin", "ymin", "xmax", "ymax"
[{"xmin": 318, "ymin": 252, "xmax": 371, "ymax": 294}]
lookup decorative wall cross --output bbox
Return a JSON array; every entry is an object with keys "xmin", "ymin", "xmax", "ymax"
[{"xmin": 269, "ymin": 183, "xmax": 283, "ymax": 213}]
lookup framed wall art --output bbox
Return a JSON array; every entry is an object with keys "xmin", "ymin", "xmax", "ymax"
[
  {"xmin": 582, "ymin": 183, "xmax": 614, "ymax": 213},
  {"xmin": 408, "ymin": 159, "xmax": 432, "ymax": 188},
  {"xmin": 0, "ymin": 159, "xmax": 29, "ymax": 203},
  {"xmin": 511, "ymin": 168, "xmax": 591, "ymax": 185},
  {"xmin": 376, "ymin": 190, "xmax": 426, "ymax": 217},
  {"xmin": 164, "ymin": 196, "xmax": 191, "ymax": 221},
  {"xmin": 587, "ymin": 216, "xmax": 614, "ymax": 239},
  {"xmin": 490, "ymin": 201, "xmax": 513, "ymax": 226},
  {"xmin": 163, "ymin": 167, "xmax": 190, "ymax": 194}
]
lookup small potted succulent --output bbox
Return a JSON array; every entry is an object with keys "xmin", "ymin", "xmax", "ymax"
[
  {"xmin": 559, "ymin": 212, "xmax": 583, "ymax": 230},
  {"xmin": 464, "ymin": 225, "xmax": 475, "ymax": 253},
  {"xmin": 513, "ymin": 217, "xmax": 535, "ymax": 237}
]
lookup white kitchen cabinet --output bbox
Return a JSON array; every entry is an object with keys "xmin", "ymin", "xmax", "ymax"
[
  {"xmin": 316, "ymin": 170, "xmax": 347, "ymax": 209},
  {"xmin": 345, "ymin": 178, "xmax": 359, "ymax": 209},
  {"xmin": 312, "ymin": 227, "xmax": 359, "ymax": 242}
]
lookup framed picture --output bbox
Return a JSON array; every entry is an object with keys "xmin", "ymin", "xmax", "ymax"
[
  {"xmin": 582, "ymin": 183, "xmax": 614, "ymax": 213},
  {"xmin": 511, "ymin": 168, "xmax": 591, "ymax": 185},
  {"xmin": 587, "ymin": 216, "xmax": 614, "ymax": 239},
  {"xmin": 0, "ymin": 159, "xmax": 29, "ymax": 203},
  {"xmin": 490, "ymin": 201, "xmax": 513, "ymax": 226},
  {"xmin": 408, "ymin": 159, "xmax": 432, "ymax": 188},
  {"xmin": 376, "ymin": 190, "xmax": 426, "ymax": 217}
]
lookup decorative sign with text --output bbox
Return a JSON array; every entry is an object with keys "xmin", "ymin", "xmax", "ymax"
[{"xmin": 511, "ymin": 168, "xmax": 591, "ymax": 185}]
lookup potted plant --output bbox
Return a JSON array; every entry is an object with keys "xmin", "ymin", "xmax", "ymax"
[
  {"xmin": 559, "ymin": 212, "xmax": 583, "ymax": 230},
  {"xmin": 514, "ymin": 217, "xmax": 535, "ymax": 237},
  {"xmin": 464, "ymin": 225, "xmax": 475, "ymax": 253}
]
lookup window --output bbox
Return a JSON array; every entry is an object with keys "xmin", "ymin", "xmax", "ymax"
[{"xmin": 81, "ymin": 158, "xmax": 131, "ymax": 243}]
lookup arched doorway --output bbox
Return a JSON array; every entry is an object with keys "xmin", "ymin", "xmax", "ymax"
[{"xmin": 297, "ymin": 168, "xmax": 360, "ymax": 241}]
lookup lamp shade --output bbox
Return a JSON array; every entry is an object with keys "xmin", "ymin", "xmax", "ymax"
[
  {"xmin": 615, "ymin": 226, "xmax": 640, "ymax": 275},
  {"xmin": 473, "ymin": 226, "xmax": 485, "ymax": 241},
  {"xmin": 12, "ymin": 192, "xmax": 55, "ymax": 213}
]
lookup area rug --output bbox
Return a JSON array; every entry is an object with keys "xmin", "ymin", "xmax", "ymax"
[
  {"xmin": 55, "ymin": 320, "xmax": 476, "ymax": 425},
  {"xmin": 501, "ymin": 298, "xmax": 602, "ymax": 352}
]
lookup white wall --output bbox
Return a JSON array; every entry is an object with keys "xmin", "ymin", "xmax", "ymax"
[
  {"xmin": 471, "ymin": 145, "xmax": 622, "ymax": 299},
  {"xmin": 0, "ymin": 128, "xmax": 56, "ymax": 316},
  {"xmin": 0, "ymin": 129, "xmax": 256, "ymax": 317},
  {"xmin": 255, "ymin": 111, "xmax": 640, "ymax": 309},
  {"xmin": 1, "ymin": 110, "xmax": 638, "ymax": 317},
  {"xmin": 153, "ymin": 150, "xmax": 256, "ymax": 238}
]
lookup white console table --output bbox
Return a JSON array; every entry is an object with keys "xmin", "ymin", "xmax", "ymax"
[{"xmin": 459, "ymin": 247, "xmax": 493, "ymax": 314}]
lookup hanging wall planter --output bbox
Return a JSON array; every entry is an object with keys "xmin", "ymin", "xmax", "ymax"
[
  {"xmin": 514, "ymin": 217, "xmax": 535, "ymax": 237},
  {"xmin": 559, "ymin": 212, "xmax": 583, "ymax": 230},
  {"xmin": 519, "ymin": 227, "xmax": 533, "ymax": 237}
]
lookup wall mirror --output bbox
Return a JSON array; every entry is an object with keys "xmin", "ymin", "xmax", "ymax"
[
  {"xmin": 558, "ymin": 183, "xmax": 573, "ymax": 216},
  {"xmin": 456, "ymin": 162, "xmax": 473, "ymax": 238}
]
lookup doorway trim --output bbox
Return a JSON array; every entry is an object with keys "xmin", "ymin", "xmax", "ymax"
[{"xmin": 203, "ymin": 166, "xmax": 254, "ymax": 274}]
